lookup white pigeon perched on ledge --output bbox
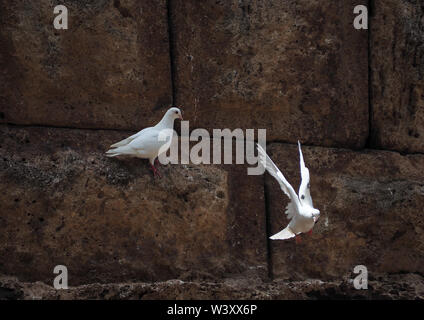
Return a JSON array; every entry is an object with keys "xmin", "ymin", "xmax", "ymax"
[
  {"xmin": 106, "ymin": 107, "xmax": 183, "ymax": 177},
  {"xmin": 257, "ymin": 142, "xmax": 320, "ymax": 242}
]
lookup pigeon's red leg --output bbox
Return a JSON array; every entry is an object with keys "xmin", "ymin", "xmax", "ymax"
[
  {"xmin": 150, "ymin": 164, "xmax": 161, "ymax": 178},
  {"xmin": 149, "ymin": 164, "xmax": 155, "ymax": 176},
  {"xmin": 308, "ymin": 229, "xmax": 313, "ymax": 236},
  {"xmin": 155, "ymin": 158, "xmax": 160, "ymax": 166},
  {"xmin": 155, "ymin": 166, "xmax": 162, "ymax": 178},
  {"xmin": 295, "ymin": 235, "xmax": 302, "ymax": 244}
]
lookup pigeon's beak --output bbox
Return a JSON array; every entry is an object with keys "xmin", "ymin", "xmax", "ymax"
[{"xmin": 179, "ymin": 114, "xmax": 183, "ymax": 120}]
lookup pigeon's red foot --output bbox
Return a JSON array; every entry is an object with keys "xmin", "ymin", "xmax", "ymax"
[
  {"xmin": 295, "ymin": 235, "xmax": 302, "ymax": 244},
  {"xmin": 150, "ymin": 164, "xmax": 162, "ymax": 178}
]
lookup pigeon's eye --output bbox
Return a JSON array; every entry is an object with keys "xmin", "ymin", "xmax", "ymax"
[
  {"xmin": 301, "ymin": 195, "xmax": 305, "ymax": 199},
  {"xmin": 175, "ymin": 111, "xmax": 178, "ymax": 114},
  {"xmin": 307, "ymin": 183, "xmax": 310, "ymax": 189}
]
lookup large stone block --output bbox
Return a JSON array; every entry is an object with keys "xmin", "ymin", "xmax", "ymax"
[
  {"xmin": 172, "ymin": 0, "xmax": 368, "ymax": 147},
  {"xmin": 0, "ymin": 0, "xmax": 172, "ymax": 130},
  {"xmin": 0, "ymin": 125, "xmax": 267, "ymax": 285},
  {"xmin": 265, "ymin": 143, "xmax": 424, "ymax": 280},
  {"xmin": 371, "ymin": 0, "xmax": 424, "ymax": 153}
]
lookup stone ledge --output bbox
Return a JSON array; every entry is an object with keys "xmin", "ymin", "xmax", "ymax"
[{"xmin": 1, "ymin": 273, "xmax": 423, "ymax": 300}]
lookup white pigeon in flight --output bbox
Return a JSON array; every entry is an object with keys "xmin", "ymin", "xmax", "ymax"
[
  {"xmin": 257, "ymin": 142, "xmax": 320, "ymax": 241},
  {"xmin": 106, "ymin": 106, "xmax": 183, "ymax": 177}
]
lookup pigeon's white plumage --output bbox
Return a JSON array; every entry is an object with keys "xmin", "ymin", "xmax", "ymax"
[
  {"xmin": 106, "ymin": 107, "xmax": 183, "ymax": 175},
  {"xmin": 257, "ymin": 142, "xmax": 320, "ymax": 240}
]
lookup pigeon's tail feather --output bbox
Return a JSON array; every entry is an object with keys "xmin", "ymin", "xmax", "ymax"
[
  {"xmin": 110, "ymin": 132, "xmax": 140, "ymax": 148},
  {"xmin": 105, "ymin": 145, "xmax": 133, "ymax": 157},
  {"xmin": 110, "ymin": 138, "xmax": 131, "ymax": 148},
  {"xmin": 270, "ymin": 227, "xmax": 296, "ymax": 240}
]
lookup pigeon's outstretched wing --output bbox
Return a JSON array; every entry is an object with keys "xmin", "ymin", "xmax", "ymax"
[
  {"xmin": 297, "ymin": 141, "xmax": 313, "ymax": 207},
  {"xmin": 257, "ymin": 144, "xmax": 300, "ymax": 218}
]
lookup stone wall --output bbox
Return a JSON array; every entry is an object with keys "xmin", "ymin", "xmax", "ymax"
[
  {"xmin": 0, "ymin": 0, "xmax": 172, "ymax": 129},
  {"xmin": 0, "ymin": 0, "xmax": 423, "ymax": 299},
  {"xmin": 370, "ymin": 0, "xmax": 424, "ymax": 153}
]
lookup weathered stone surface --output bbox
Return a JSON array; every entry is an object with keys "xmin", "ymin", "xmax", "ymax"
[
  {"xmin": 371, "ymin": 0, "xmax": 424, "ymax": 153},
  {"xmin": 0, "ymin": 0, "xmax": 172, "ymax": 130},
  {"xmin": 0, "ymin": 125, "xmax": 267, "ymax": 285},
  {"xmin": 266, "ymin": 143, "xmax": 424, "ymax": 280},
  {"xmin": 172, "ymin": 0, "xmax": 368, "ymax": 147},
  {"xmin": 1, "ymin": 273, "xmax": 423, "ymax": 300},
  {"xmin": 2, "ymin": 0, "xmax": 424, "ymax": 301}
]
